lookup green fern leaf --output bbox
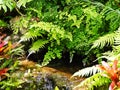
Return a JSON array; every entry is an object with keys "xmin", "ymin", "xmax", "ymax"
[
  {"xmin": 20, "ymin": 29, "xmax": 42, "ymax": 41},
  {"xmin": 73, "ymin": 73, "xmax": 110, "ymax": 90},
  {"xmin": 91, "ymin": 33, "xmax": 115, "ymax": 49},
  {"xmin": 17, "ymin": 0, "xmax": 32, "ymax": 8},
  {"xmin": 2, "ymin": 4, "xmax": 7, "ymax": 12},
  {"xmin": 114, "ymin": 27, "xmax": 120, "ymax": 45},
  {"xmin": 42, "ymin": 47, "xmax": 62, "ymax": 66},
  {"xmin": 101, "ymin": 7, "xmax": 120, "ymax": 31},
  {"xmin": 0, "ymin": 0, "xmax": 15, "ymax": 12},
  {"xmin": 29, "ymin": 39, "xmax": 49, "ymax": 53},
  {"xmin": 72, "ymin": 66, "xmax": 101, "ymax": 77},
  {"xmin": 0, "ymin": 20, "xmax": 7, "ymax": 27},
  {"xmin": 5, "ymin": 1, "xmax": 14, "ymax": 11}
]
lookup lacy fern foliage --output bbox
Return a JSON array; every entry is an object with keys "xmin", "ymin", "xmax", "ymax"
[
  {"xmin": 72, "ymin": 66, "xmax": 101, "ymax": 77},
  {"xmin": 91, "ymin": 33, "xmax": 115, "ymax": 49},
  {"xmin": 73, "ymin": 73, "xmax": 110, "ymax": 90},
  {"xmin": 29, "ymin": 39, "xmax": 49, "ymax": 53},
  {"xmin": 10, "ymin": 0, "xmax": 120, "ymax": 65},
  {"xmin": 0, "ymin": 0, "xmax": 32, "ymax": 12}
]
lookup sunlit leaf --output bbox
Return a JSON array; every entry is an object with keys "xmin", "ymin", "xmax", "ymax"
[{"xmin": 54, "ymin": 86, "xmax": 59, "ymax": 90}]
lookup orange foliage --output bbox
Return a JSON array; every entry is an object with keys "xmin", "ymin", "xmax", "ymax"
[{"xmin": 98, "ymin": 60, "xmax": 120, "ymax": 90}]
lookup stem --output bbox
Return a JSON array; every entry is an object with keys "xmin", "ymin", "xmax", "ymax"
[{"xmin": 15, "ymin": 7, "xmax": 25, "ymax": 16}]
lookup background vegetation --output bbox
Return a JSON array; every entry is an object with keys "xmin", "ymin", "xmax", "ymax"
[
  {"xmin": 1, "ymin": 0, "xmax": 120, "ymax": 89},
  {"xmin": 0, "ymin": 0, "xmax": 120, "ymax": 66}
]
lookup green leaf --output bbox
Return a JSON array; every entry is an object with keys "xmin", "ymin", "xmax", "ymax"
[
  {"xmin": 2, "ymin": 5, "xmax": 7, "ymax": 12},
  {"xmin": 73, "ymin": 73, "xmax": 110, "ymax": 90},
  {"xmin": 5, "ymin": 2, "xmax": 14, "ymax": 11},
  {"xmin": 6, "ymin": 87, "xmax": 11, "ymax": 90},
  {"xmin": 72, "ymin": 66, "xmax": 101, "ymax": 77},
  {"xmin": 17, "ymin": 0, "xmax": 32, "ymax": 8},
  {"xmin": 0, "ymin": 20, "xmax": 7, "ymax": 27},
  {"xmin": 91, "ymin": 33, "xmax": 115, "ymax": 49},
  {"xmin": 54, "ymin": 86, "xmax": 59, "ymax": 90},
  {"xmin": 29, "ymin": 39, "xmax": 49, "ymax": 52}
]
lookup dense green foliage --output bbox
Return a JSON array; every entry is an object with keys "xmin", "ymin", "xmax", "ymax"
[
  {"xmin": 9, "ymin": 0, "xmax": 120, "ymax": 65},
  {"xmin": 1, "ymin": 0, "xmax": 120, "ymax": 90},
  {"xmin": 0, "ymin": 0, "xmax": 120, "ymax": 65}
]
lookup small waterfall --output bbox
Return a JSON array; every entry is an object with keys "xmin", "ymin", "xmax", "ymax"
[{"xmin": 43, "ymin": 76, "xmax": 54, "ymax": 90}]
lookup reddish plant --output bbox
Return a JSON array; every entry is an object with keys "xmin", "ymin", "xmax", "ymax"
[
  {"xmin": 0, "ymin": 33, "xmax": 19, "ymax": 80},
  {"xmin": 0, "ymin": 68, "xmax": 9, "ymax": 76},
  {"xmin": 0, "ymin": 33, "xmax": 18, "ymax": 59},
  {"xmin": 98, "ymin": 60, "xmax": 120, "ymax": 90},
  {"xmin": 0, "ymin": 68, "xmax": 9, "ymax": 80}
]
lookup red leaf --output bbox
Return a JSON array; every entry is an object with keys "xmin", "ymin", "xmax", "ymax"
[
  {"xmin": 117, "ymin": 81, "xmax": 120, "ymax": 88},
  {"xmin": 101, "ymin": 61, "xmax": 111, "ymax": 70},
  {"xmin": 112, "ymin": 60, "xmax": 118, "ymax": 71},
  {"xmin": 0, "ymin": 41, "xmax": 7, "ymax": 48},
  {"xmin": 0, "ymin": 68, "xmax": 9, "ymax": 76},
  {"xmin": 109, "ymin": 81, "xmax": 116, "ymax": 90}
]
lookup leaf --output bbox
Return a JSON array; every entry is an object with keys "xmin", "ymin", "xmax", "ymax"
[
  {"xmin": 74, "ymin": 73, "xmax": 110, "ymax": 90},
  {"xmin": 21, "ymin": 29, "xmax": 42, "ymax": 41},
  {"xmin": 54, "ymin": 86, "xmax": 59, "ymax": 90},
  {"xmin": 0, "ymin": 20, "xmax": 7, "ymax": 27},
  {"xmin": 109, "ymin": 81, "xmax": 116, "ymax": 90},
  {"xmin": 2, "ymin": 5, "xmax": 7, "ymax": 12},
  {"xmin": 5, "ymin": 2, "xmax": 14, "ymax": 11},
  {"xmin": 72, "ymin": 66, "xmax": 101, "ymax": 77},
  {"xmin": 0, "ymin": 68, "xmax": 9, "ymax": 76},
  {"xmin": 17, "ymin": 0, "xmax": 32, "ymax": 8},
  {"xmin": 29, "ymin": 39, "xmax": 49, "ymax": 53},
  {"xmin": 112, "ymin": 60, "xmax": 118, "ymax": 71},
  {"xmin": 0, "ymin": 59, "xmax": 12, "ymax": 69},
  {"xmin": 91, "ymin": 33, "xmax": 115, "ymax": 49}
]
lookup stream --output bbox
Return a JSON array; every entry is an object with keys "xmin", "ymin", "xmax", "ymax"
[{"xmin": 16, "ymin": 60, "xmax": 85, "ymax": 90}]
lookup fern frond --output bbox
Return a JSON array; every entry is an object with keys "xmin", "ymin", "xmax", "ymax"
[
  {"xmin": 29, "ymin": 21, "xmax": 72, "ymax": 43},
  {"xmin": 101, "ymin": 6, "xmax": 120, "ymax": 31},
  {"xmin": 0, "ymin": 20, "xmax": 8, "ymax": 27},
  {"xmin": 73, "ymin": 73, "xmax": 111, "ymax": 90},
  {"xmin": 91, "ymin": 33, "xmax": 115, "ymax": 49},
  {"xmin": 10, "ymin": 45, "xmax": 24, "ymax": 56},
  {"xmin": 20, "ymin": 29, "xmax": 43, "ymax": 41},
  {"xmin": 42, "ymin": 47, "xmax": 62, "ymax": 66},
  {"xmin": 0, "ymin": 0, "xmax": 15, "ymax": 12},
  {"xmin": 114, "ymin": 27, "xmax": 120, "ymax": 45},
  {"xmin": 29, "ymin": 39, "xmax": 49, "ymax": 53},
  {"xmin": 72, "ymin": 66, "xmax": 101, "ymax": 77}
]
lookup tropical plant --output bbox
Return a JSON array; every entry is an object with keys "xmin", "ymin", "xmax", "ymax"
[
  {"xmin": 72, "ymin": 59, "xmax": 120, "ymax": 90},
  {"xmin": 73, "ymin": 73, "xmax": 110, "ymax": 90},
  {"xmin": 98, "ymin": 60, "xmax": 120, "ymax": 90},
  {"xmin": 10, "ymin": 0, "xmax": 120, "ymax": 65},
  {"xmin": 0, "ymin": 0, "xmax": 32, "ymax": 13},
  {"xmin": 0, "ymin": 31, "xmax": 24, "ymax": 83},
  {"xmin": 19, "ymin": 19, "xmax": 72, "ymax": 65}
]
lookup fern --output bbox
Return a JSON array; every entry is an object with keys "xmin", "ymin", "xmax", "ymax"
[
  {"xmin": 19, "ymin": 20, "xmax": 72, "ymax": 65},
  {"xmin": 0, "ymin": 0, "xmax": 15, "ymax": 12},
  {"xmin": 101, "ymin": 6, "xmax": 120, "ymax": 31},
  {"xmin": 73, "ymin": 73, "xmax": 111, "ymax": 90},
  {"xmin": 31, "ymin": 22, "xmax": 72, "ymax": 42},
  {"xmin": 0, "ymin": 0, "xmax": 32, "ymax": 12},
  {"xmin": 42, "ymin": 46, "xmax": 62, "ymax": 66},
  {"xmin": 17, "ymin": 0, "xmax": 32, "ymax": 8},
  {"xmin": 29, "ymin": 39, "xmax": 49, "ymax": 53},
  {"xmin": 10, "ymin": 0, "xmax": 120, "ymax": 65},
  {"xmin": 114, "ymin": 27, "xmax": 120, "ymax": 45},
  {"xmin": 0, "ymin": 20, "xmax": 8, "ymax": 27},
  {"xmin": 91, "ymin": 33, "xmax": 115, "ymax": 49},
  {"xmin": 20, "ymin": 29, "xmax": 43, "ymax": 41},
  {"xmin": 72, "ymin": 66, "xmax": 101, "ymax": 77},
  {"xmin": 91, "ymin": 27, "xmax": 120, "ymax": 55}
]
